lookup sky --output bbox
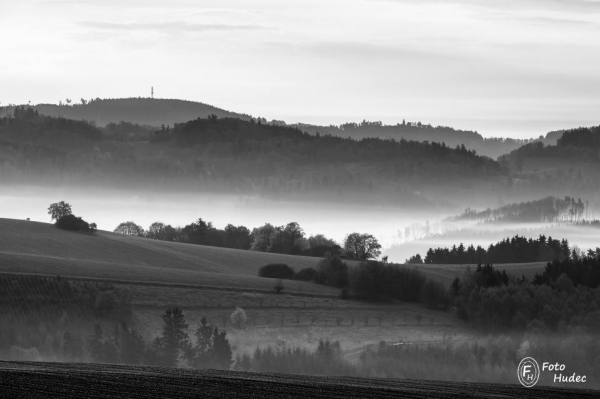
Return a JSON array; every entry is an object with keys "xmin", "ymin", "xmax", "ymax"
[{"xmin": 1, "ymin": 0, "xmax": 600, "ymax": 138}]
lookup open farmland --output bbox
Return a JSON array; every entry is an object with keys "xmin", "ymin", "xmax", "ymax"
[{"xmin": 1, "ymin": 361, "xmax": 597, "ymax": 398}]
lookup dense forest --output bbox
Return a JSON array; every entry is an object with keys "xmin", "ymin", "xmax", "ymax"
[
  {"xmin": 454, "ymin": 196, "xmax": 589, "ymax": 223},
  {"xmin": 0, "ymin": 107, "xmax": 507, "ymax": 206},
  {"xmin": 408, "ymin": 235, "xmax": 573, "ymax": 264},
  {"xmin": 450, "ymin": 253, "xmax": 600, "ymax": 334},
  {"xmin": 500, "ymin": 125, "xmax": 600, "ymax": 169}
]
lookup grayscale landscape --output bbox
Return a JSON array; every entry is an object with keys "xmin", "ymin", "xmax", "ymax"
[{"xmin": 1, "ymin": 0, "xmax": 599, "ymax": 397}]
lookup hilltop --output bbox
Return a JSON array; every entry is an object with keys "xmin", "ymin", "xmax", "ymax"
[{"xmin": 0, "ymin": 98, "xmax": 251, "ymax": 127}]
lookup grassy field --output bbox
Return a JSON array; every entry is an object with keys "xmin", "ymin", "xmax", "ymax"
[
  {"xmin": 1, "ymin": 361, "xmax": 597, "ymax": 398},
  {"xmin": 0, "ymin": 218, "xmax": 339, "ymax": 295}
]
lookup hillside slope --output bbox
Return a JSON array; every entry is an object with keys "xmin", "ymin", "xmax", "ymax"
[
  {"xmin": 0, "ymin": 218, "xmax": 337, "ymax": 295},
  {"xmin": 0, "ymin": 98, "xmax": 251, "ymax": 127}
]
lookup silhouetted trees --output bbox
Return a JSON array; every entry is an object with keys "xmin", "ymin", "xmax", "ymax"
[
  {"xmin": 114, "ymin": 221, "xmax": 145, "ymax": 237},
  {"xmin": 347, "ymin": 261, "xmax": 447, "ymax": 308},
  {"xmin": 155, "ymin": 307, "xmax": 189, "ymax": 367},
  {"xmin": 343, "ymin": 233, "xmax": 382, "ymax": 260},
  {"xmin": 533, "ymin": 255, "xmax": 600, "ymax": 288},
  {"xmin": 450, "ymin": 258, "xmax": 600, "ymax": 333},
  {"xmin": 48, "ymin": 201, "xmax": 72, "ymax": 221},
  {"xmin": 414, "ymin": 235, "xmax": 571, "ymax": 264},
  {"xmin": 315, "ymin": 254, "xmax": 348, "ymax": 288},
  {"xmin": 185, "ymin": 317, "xmax": 233, "ymax": 369},
  {"xmin": 455, "ymin": 196, "xmax": 587, "ymax": 223},
  {"xmin": 55, "ymin": 214, "xmax": 94, "ymax": 233}
]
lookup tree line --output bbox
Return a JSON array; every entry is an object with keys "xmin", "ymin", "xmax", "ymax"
[
  {"xmin": 407, "ymin": 234, "xmax": 573, "ymax": 264},
  {"xmin": 48, "ymin": 201, "xmax": 97, "ymax": 233},
  {"xmin": 85, "ymin": 308, "xmax": 233, "ymax": 369},
  {"xmin": 449, "ymin": 251, "xmax": 600, "ymax": 333},
  {"xmin": 454, "ymin": 196, "xmax": 589, "ymax": 223},
  {"xmin": 114, "ymin": 219, "xmax": 381, "ymax": 260}
]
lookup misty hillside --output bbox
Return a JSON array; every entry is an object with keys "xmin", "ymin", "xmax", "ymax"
[
  {"xmin": 495, "ymin": 125, "xmax": 600, "ymax": 201},
  {"xmin": 0, "ymin": 109, "xmax": 508, "ymax": 207},
  {"xmin": 499, "ymin": 125, "xmax": 600, "ymax": 174},
  {"xmin": 0, "ymin": 98, "xmax": 251, "ymax": 128},
  {"xmin": 292, "ymin": 120, "xmax": 533, "ymax": 159},
  {"xmin": 452, "ymin": 195, "xmax": 589, "ymax": 223}
]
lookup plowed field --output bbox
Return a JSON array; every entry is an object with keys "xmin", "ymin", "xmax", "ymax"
[{"xmin": 0, "ymin": 361, "xmax": 597, "ymax": 398}]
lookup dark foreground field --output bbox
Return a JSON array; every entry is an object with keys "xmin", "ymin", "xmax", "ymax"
[{"xmin": 0, "ymin": 361, "xmax": 597, "ymax": 399}]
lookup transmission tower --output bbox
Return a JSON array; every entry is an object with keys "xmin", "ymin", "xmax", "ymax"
[{"xmin": 151, "ymin": 86, "xmax": 154, "ymax": 99}]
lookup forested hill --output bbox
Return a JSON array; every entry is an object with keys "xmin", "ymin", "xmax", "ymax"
[
  {"xmin": 495, "ymin": 125, "xmax": 600, "ymax": 199},
  {"xmin": 453, "ymin": 196, "xmax": 589, "ymax": 223},
  {"xmin": 499, "ymin": 125, "xmax": 600, "ymax": 173},
  {"xmin": 169, "ymin": 115, "xmax": 503, "ymax": 179},
  {"xmin": 292, "ymin": 120, "xmax": 532, "ymax": 159},
  {"xmin": 0, "ymin": 98, "xmax": 251, "ymax": 128},
  {"xmin": 500, "ymin": 125, "xmax": 600, "ymax": 165},
  {"xmin": 0, "ymin": 110, "xmax": 508, "ymax": 207}
]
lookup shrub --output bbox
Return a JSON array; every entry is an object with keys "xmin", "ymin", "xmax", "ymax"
[
  {"xmin": 258, "ymin": 263, "xmax": 295, "ymax": 279},
  {"xmin": 55, "ymin": 214, "xmax": 91, "ymax": 232},
  {"xmin": 294, "ymin": 267, "xmax": 318, "ymax": 281},
  {"xmin": 316, "ymin": 254, "xmax": 348, "ymax": 288}
]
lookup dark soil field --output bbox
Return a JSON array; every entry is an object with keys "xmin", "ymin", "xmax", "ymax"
[{"xmin": 1, "ymin": 361, "xmax": 596, "ymax": 398}]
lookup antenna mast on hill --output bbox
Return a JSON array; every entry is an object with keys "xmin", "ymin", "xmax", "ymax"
[{"xmin": 151, "ymin": 86, "xmax": 154, "ymax": 99}]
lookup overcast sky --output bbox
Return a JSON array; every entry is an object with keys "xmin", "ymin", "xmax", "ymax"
[{"xmin": 1, "ymin": 0, "xmax": 599, "ymax": 138}]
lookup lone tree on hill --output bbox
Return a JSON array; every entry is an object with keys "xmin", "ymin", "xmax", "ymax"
[
  {"xmin": 48, "ymin": 201, "xmax": 72, "ymax": 222},
  {"xmin": 343, "ymin": 232, "xmax": 382, "ymax": 260}
]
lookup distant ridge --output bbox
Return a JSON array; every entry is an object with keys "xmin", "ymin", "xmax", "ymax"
[
  {"xmin": 5, "ymin": 98, "xmax": 252, "ymax": 127},
  {"xmin": 290, "ymin": 121, "xmax": 534, "ymax": 159}
]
